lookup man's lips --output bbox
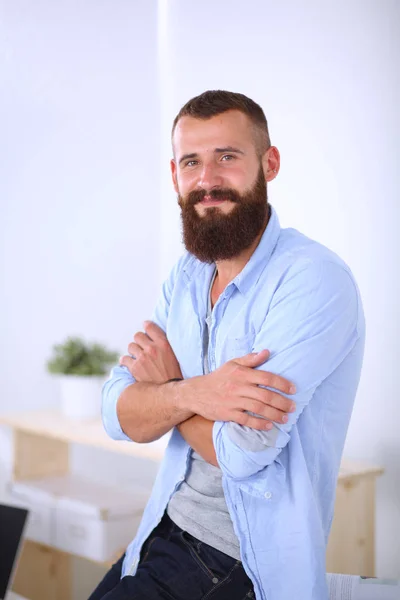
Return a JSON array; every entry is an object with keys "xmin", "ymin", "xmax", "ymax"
[{"xmin": 199, "ymin": 196, "xmax": 229, "ymax": 206}]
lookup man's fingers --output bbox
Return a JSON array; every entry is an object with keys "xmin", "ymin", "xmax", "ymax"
[
  {"xmin": 251, "ymin": 387, "xmax": 296, "ymax": 414},
  {"xmin": 235, "ymin": 359, "xmax": 296, "ymax": 396},
  {"xmin": 143, "ymin": 321, "xmax": 167, "ymax": 342},
  {"xmin": 133, "ymin": 331, "xmax": 152, "ymax": 349},
  {"xmin": 252, "ymin": 369, "xmax": 297, "ymax": 396},
  {"xmin": 119, "ymin": 355, "xmax": 135, "ymax": 371},
  {"xmin": 231, "ymin": 411, "xmax": 274, "ymax": 430},
  {"xmin": 233, "ymin": 391, "xmax": 293, "ymax": 424},
  {"xmin": 251, "ymin": 400, "xmax": 291, "ymax": 425},
  {"xmin": 233, "ymin": 351, "xmax": 296, "ymax": 396},
  {"xmin": 127, "ymin": 342, "xmax": 143, "ymax": 359},
  {"xmin": 234, "ymin": 349, "xmax": 270, "ymax": 367}
]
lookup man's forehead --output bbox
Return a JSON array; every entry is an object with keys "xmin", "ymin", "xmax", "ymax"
[{"xmin": 173, "ymin": 110, "xmax": 254, "ymax": 152}]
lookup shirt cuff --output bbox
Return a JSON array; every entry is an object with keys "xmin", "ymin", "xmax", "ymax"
[{"xmin": 101, "ymin": 366, "xmax": 135, "ymax": 441}]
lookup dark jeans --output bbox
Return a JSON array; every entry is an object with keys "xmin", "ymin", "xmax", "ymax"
[{"xmin": 88, "ymin": 512, "xmax": 255, "ymax": 600}]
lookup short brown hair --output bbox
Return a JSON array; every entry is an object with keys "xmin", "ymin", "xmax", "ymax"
[{"xmin": 172, "ymin": 90, "xmax": 271, "ymax": 155}]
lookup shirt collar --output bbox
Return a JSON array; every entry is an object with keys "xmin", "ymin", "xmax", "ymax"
[
  {"xmin": 233, "ymin": 204, "xmax": 281, "ymax": 295},
  {"xmin": 183, "ymin": 204, "xmax": 281, "ymax": 295}
]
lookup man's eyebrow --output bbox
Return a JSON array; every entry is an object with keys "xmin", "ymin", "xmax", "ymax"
[
  {"xmin": 214, "ymin": 146, "xmax": 245, "ymax": 155},
  {"xmin": 178, "ymin": 146, "xmax": 245, "ymax": 165},
  {"xmin": 179, "ymin": 152, "xmax": 198, "ymax": 165}
]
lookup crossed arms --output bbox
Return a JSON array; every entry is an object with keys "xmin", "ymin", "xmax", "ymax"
[
  {"xmin": 103, "ymin": 259, "xmax": 359, "ymax": 478},
  {"xmin": 116, "ymin": 324, "xmax": 296, "ymax": 467}
]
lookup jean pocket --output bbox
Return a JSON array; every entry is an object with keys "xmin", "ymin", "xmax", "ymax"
[
  {"xmin": 139, "ymin": 536, "xmax": 157, "ymax": 564},
  {"xmin": 179, "ymin": 531, "xmax": 217, "ymax": 581},
  {"xmin": 179, "ymin": 531, "xmax": 242, "ymax": 584}
]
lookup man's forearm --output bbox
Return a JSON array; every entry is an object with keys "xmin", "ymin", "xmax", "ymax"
[
  {"xmin": 117, "ymin": 380, "xmax": 194, "ymax": 443},
  {"xmin": 177, "ymin": 415, "xmax": 218, "ymax": 467}
]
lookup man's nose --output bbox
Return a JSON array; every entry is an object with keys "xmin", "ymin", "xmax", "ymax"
[{"xmin": 197, "ymin": 163, "xmax": 223, "ymax": 190}]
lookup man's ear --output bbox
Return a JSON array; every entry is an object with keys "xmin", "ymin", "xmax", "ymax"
[
  {"xmin": 171, "ymin": 159, "xmax": 179, "ymax": 193},
  {"xmin": 262, "ymin": 146, "xmax": 280, "ymax": 182}
]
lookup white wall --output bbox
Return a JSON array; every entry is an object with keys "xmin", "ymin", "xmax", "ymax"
[
  {"xmin": 0, "ymin": 0, "xmax": 161, "ymax": 415},
  {"xmin": 1, "ymin": 0, "xmax": 399, "ymax": 594},
  {"xmin": 158, "ymin": 0, "xmax": 400, "ymax": 579},
  {"xmin": 0, "ymin": 1, "xmax": 161, "ymax": 597}
]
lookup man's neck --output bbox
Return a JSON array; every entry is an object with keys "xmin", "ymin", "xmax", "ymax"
[{"xmin": 213, "ymin": 209, "xmax": 270, "ymax": 293}]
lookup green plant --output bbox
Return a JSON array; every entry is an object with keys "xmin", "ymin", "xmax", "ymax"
[{"xmin": 46, "ymin": 337, "xmax": 119, "ymax": 376}]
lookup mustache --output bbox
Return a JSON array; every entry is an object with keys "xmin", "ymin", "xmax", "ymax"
[{"xmin": 185, "ymin": 188, "xmax": 241, "ymax": 206}]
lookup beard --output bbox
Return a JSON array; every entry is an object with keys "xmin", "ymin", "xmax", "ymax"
[{"xmin": 178, "ymin": 165, "xmax": 269, "ymax": 263}]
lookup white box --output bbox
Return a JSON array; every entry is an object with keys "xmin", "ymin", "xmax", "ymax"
[
  {"xmin": 53, "ymin": 477, "xmax": 148, "ymax": 562},
  {"xmin": 7, "ymin": 482, "xmax": 54, "ymax": 546},
  {"xmin": 7, "ymin": 474, "xmax": 149, "ymax": 563},
  {"xmin": 54, "ymin": 500, "xmax": 144, "ymax": 563}
]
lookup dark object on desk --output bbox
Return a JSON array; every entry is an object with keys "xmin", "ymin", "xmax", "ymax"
[{"xmin": 0, "ymin": 503, "xmax": 29, "ymax": 600}]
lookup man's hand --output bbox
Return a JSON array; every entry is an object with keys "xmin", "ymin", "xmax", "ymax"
[
  {"xmin": 119, "ymin": 325, "xmax": 295, "ymax": 431},
  {"xmin": 119, "ymin": 321, "xmax": 183, "ymax": 384},
  {"xmin": 180, "ymin": 350, "xmax": 296, "ymax": 431}
]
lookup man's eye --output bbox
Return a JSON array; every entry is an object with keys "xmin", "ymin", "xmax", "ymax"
[
  {"xmin": 221, "ymin": 155, "xmax": 234, "ymax": 161},
  {"xmin": 185, "ymin": 160, "xmax": 198, "ymax": 167}
]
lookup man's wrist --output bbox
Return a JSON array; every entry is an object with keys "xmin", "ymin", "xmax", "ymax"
[{"xmin": 161, "ymin": 377, "xmax": 194, "ymax": 421}]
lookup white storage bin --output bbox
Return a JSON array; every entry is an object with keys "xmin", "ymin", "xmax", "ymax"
[
  {"xmin": 7, "ymin": 481, "xmax": 54, "ymax": 546},
  {"xmin": 6, "ymin": 474, "xmax": 149, "ymax": 563},
  {"xmin": 52, "ymin": 476, "xmax": 149, "ymax": 562},
  {"xmin": 54, "ymin": 499, "xmax": 144, "ymax": 563}
]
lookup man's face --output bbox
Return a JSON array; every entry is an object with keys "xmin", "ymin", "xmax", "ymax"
[{"xmin": 171, "ymin": 110, "xmax": 269, "ymax": 263}]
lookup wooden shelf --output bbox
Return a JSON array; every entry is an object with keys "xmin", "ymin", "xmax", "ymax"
[
  {"xmin": 0, "ymin": 409, "xmax": 169, "ymax": 461},
  {"xmin": 1, "ymin": 409, "xmax": 166, "ymax": 600},
  {"xmin": 337, "ymin": 459, "xmax": 384, "ymax": 482}
]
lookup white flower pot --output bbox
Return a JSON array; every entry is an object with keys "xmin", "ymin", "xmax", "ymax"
[{"xmin": 58, "ymin": 375, "xmax": 106, "ymax": 420}]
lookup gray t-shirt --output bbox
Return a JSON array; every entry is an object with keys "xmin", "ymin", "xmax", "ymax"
[
  {"xmin": 167, "ymin": 267, "xmax": 279, "ymax": 559},
  {"xmin": 167, "ymin": 268, "xmax": 242, "ymax": 559}
]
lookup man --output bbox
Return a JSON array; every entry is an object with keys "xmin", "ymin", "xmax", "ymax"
[{"xmin": 91, "ymin": 90, "xmax": 365, "ymax": 600}]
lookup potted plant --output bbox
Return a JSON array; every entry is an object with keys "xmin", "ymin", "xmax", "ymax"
[{"xmin": 47, "ymin": 337, "xmax": 119, "ymax": 419}]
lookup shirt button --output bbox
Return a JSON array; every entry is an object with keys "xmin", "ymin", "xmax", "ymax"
[
  {"xmin": 212, "ymin": 577, "xmax": 219, "ymax": 584},
  {"xmin": 264, "ymin": 491, "xmax": 272, "ymax": 499}
]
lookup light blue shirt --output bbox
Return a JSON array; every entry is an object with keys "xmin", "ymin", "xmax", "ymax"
[{"xmin": 102, "ymin": 205, "xmax": 365, "ymax": 600}]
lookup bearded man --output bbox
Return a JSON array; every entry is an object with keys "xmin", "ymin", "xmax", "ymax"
[{"xmin": 89, "ymin": 90, "xmax": 365, "ymax": 600}]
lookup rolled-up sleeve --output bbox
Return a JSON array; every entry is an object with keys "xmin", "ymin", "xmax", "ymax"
[
  {"xmin": 101, "ymin": 253, "xmax": 188, "ymax": 442},
  {"xmin": 213, "ymin": 259, "xmax": 361, "ymax": 481},
  {"xmin": 101, "ymin": 365, "xmax": 135, "ymax": 440}
]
